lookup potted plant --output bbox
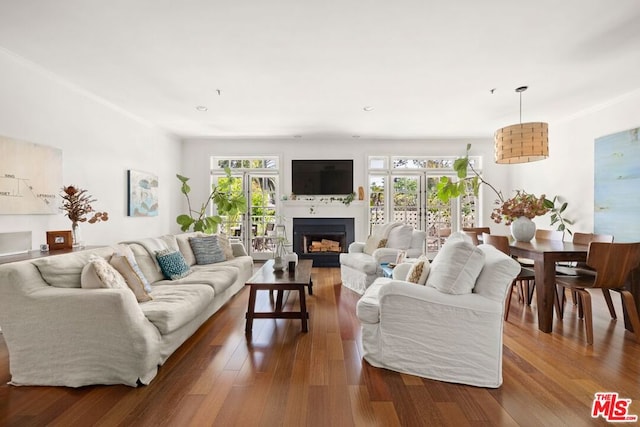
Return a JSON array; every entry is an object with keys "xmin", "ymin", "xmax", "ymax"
[{"xmin": 176, "ymin": 167, "xmax": 247, "ymax": 234}]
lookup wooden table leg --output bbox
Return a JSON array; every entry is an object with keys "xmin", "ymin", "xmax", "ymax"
[
  {"xmin": 299, "ymin": 286, "xmax": 308, "ymax": 332},
  {"xmin": 308, "ymin": 278, "xmax": 313, "ymax": 295},
  {"xmin": 534, "ymin": 254, "xmax": 556, "ymax": 333},
  {"xmin": 275, "ymin": 289, "xmax": 284, "ymax": 311},
  {"xmin": 245, "ymin": 287, "xmax": 257, "ymax": 334}
]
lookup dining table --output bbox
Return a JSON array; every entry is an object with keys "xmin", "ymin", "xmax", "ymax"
[{"xmin": 509, "ymin": 238, "xmax": 588, "ymax": 333}]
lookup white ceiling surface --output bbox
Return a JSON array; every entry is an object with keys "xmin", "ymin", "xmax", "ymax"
[{"xmin": 1, "ymin": 0, "xmax": 639, "ymax": 139}]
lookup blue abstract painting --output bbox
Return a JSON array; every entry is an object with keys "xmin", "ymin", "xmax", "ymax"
[
  {"xmin": 127, "ymin": 170, "xmax": 158, "ymax": 217},
  {"xmin": 594, "ymin": 127, "xmax": 640, "ymax": 242}
]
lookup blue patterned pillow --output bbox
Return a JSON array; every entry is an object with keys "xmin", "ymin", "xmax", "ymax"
[
  {"xmin": 189, "ymin": 235, "xmax": 225, "ymax": 265},
  {"xmin": 155, "ymin": 249, "xmax": 191, "ymax": 280}
]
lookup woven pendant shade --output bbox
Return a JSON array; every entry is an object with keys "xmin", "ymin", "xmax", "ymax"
[{"xmin": 494, "ymin": 122, "xmax": 548, "ymax": 164}]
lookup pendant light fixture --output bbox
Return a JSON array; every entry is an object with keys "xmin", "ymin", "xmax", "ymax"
[{"xmin": 494, "ymin": 86, "xmax": 548, "ymax": 164}]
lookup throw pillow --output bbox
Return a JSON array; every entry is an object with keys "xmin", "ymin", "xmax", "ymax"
[
  {"xmin": 473, "ymin": 244, "xmax": 521, "ymax": 302},
  {"xmin": 406, "ymin": 256, "xmax": 430, "ymax": 285},
  {"xmin": 189, "ymin": 235, "xmax": 226, "ymax": 265},
  {"xmin": 217, "ymin": 232, "xmax": 234, "ymax": 260},
  {"xmin": 426, "ymin": 240, "xmax": 485, "ymax": 294},
  {"xmin": 386, "ymin": 225, "xmax": 413, "ymax": 249},
  {"xmin": 113, "ymin": 244, "xmax": 152, "ymax": 293},
  {"xmin": 377, "ymin": 238, "xmax": 388, "ymax": 248},
  {"xmin": 363, "ymin": 235, "xmax": 381, "ymax": 255},
  {"xmin": 81, "ymin": 255, "xmax": 129, "ymax": 290},
  {"xmin": 156, "ymin": 249, "xmax": 191, "ymax": 280},
  {"xmin": 110, "ymin": 255, "xmax": 153, "ymax": 302}
]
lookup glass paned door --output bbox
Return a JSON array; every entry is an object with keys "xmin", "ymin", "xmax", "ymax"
[
  {"xmin": 248, "ymin": 175, "xmax": 278, "ymax": 260},
  {"xmin": 369, "ymin": 175, "xmax": 386, "ymax": 232},
  {"xmin": 213, "ymin": 172, "xmax": 279, "ymax": 260},
  {"xmin": 425, "ymin": 176, "xmax": 452, "ymax": 252},
  {"xmin": 391, "ymin": 175, "xmax": 421, "ymax": 230}
]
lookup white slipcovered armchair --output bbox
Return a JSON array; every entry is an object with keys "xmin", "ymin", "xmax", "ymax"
[
  {"xmin": 356, "ymin": 234, "xmax": 520, "ymax": 388},
  {"xmin": 339, "ymin": 222, "xmax": 426, "ymax": 294}
]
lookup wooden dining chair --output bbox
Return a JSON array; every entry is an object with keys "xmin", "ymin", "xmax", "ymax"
[
  {"xmin": 555, "ymin": 242, "xmax": 640, "ymax": 345},
  {"xmin": 482, "ymin": 233, "xmax": 536, "ymax": 321},
  {"xmin": 462, "ymin": 227, "xmax": 490, "ymax": 245},
  {"xmin": 535, "ymin": 229, "xmax": 564, "ymax": 241},
  {"xmin": 555, "ymin": 232, "xmax": 614, "ymax": 319},
  {"xmin": 462, "ymin": 231, "xmax": 480, "ymax": 245}
]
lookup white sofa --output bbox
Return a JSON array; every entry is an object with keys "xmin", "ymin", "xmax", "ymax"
[
  {"xmin": 0, "ymin": 232, "xmax": 253, "ymax": 387},
  {"xmin": 340, "ymin": 222, "xmax": 426, "ymax": 294},
  {"xmin": 356, "ymin": 234, "xmax": 520, "ymax": 388}
]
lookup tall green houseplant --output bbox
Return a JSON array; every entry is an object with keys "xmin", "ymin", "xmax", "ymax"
[{"xmin": 176, "ymin": 167, "xmax": 247, "ymax": 234}]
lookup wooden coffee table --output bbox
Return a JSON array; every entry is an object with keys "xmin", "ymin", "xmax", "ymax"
[{"xmin": 245, "ymin": 259, "xmax": 313, "ymax": 334}]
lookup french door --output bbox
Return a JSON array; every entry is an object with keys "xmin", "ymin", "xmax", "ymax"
[{"xmin": 213, "ymin": 172, "xmax": 280, "ymax": 260}]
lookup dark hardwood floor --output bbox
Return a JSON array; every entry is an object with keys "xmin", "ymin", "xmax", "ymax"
[{"xmin": 1, "ymin": 267, "xmax": 639, "ymax": 426}]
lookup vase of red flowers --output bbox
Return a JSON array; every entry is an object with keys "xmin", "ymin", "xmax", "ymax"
[{"xmin": 491, "ymin": 190, "xmax": 550, "ymax": 242}]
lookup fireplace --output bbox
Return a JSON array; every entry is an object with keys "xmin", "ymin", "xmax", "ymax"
[{"xmin": 293, "ymin": 217, "xmax": 355, "ymax": 267}]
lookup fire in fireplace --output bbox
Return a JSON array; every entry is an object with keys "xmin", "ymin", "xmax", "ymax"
[{"xmin": 293, "ymin": 217, "xmax": 354, "ymax": 267}]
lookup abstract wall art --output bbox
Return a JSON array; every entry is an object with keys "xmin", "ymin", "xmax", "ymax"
[
  {"xmin": 127, "ymin": 170, "xmax": 158, "ymax": 217},
  {"xmin": 594, "ymin": 127, "xmax": 640, "ymax": 242}
]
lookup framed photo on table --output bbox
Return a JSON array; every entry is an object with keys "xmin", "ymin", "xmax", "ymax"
[{"xmin": 46, "ymin": 230, "xmax": 73, "ymax": 250}]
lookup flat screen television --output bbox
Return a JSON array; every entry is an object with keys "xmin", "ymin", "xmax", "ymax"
[{"xmin": 291, "ymin": 159, "xmax": 353, "ymax": 195}]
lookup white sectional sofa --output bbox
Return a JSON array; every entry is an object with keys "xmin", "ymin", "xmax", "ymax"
[{"xmin": 0, "ymin": 232, "xmax": 253, "ymax": 387}]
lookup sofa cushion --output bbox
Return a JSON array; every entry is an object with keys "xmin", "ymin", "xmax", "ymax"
[
  {"xmin": 127, "ymin": 243, "xmax": 165, "ymax": 284},
  {"xmin": 141, "ymin": 284, "xmax": 215, "ymax": 334},
  {"xmin": 386, "ymin": 225, "xmax": 413, "ymax": 250},
  {"xmin": 156, "ymin": 249, "xmax": 191, "ymax": 280},
  {"xmin": 474, "ymin": 244, "xmax": 521, "ymax": 301},
  {"xmin": 175, "ymin": 232, "xmax": 203, "ymax": 266},
  {"xmin": 157, "ymin": 266, "xmax": 238, "ymax": 294},
  {"xmin": 81, "ymin": 255, "xmax": 129, "ymax": 290},
  {"xmin": 363, "ymin": 234, "xmax": 382, "ymax": 255},
  {"xmin": 189, "ymin": 235, "xmax": 225, "ymax": 265},
  {"xmin": 33, "ymin": 247, "xmax": 114, "ymax": 288},
  {"xmin": 426, "ymin": 239, "xmax": 485, "ymax": 294},
  {"xmin": 110, "ymin": 255, "xmax": 153, "ymax": 302},
  {"xmin": 217, "ymin": 233, "xmax": 234, "ymax": 260},
  {"xmin": 406, "ymin": 256, "xmax": 430, "ymax": 285},
  {"xmin": 113, "ymin": 244, "xmax": 152, "ymax": 293}
]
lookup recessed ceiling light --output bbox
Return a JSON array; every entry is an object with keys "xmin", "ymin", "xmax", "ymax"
[
  {"xmin": 195, "ymin": 106, "xmax": 208, "ymax": 112},
  {"xmin": 363, "ymin": 106, "xmax": 374, "ymax": 112}
]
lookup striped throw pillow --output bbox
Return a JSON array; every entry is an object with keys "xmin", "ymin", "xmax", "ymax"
[{"xmin": 189, "ymin": 235, "xmax": 226, "ymax": 265}]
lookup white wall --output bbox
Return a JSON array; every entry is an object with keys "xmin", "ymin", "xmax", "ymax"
[
  {"xmin": 509, "ymin": 89, "xmax": 640, "ymax": 234},
  {"xmin": 0, "ymin": 49, "xmax": 182, "ymax": 249},
  {"xmin": 181, "ymin": 137, "xmax": 510, "ymax": 241}
]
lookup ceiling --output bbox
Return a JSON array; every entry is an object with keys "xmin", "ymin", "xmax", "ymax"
[{"xmin": 1, "ymin": 0, "xmax": 639, "ymax": 140}]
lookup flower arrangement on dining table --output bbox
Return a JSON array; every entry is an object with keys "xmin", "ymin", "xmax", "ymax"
[{"xmin": 490, "ymin": 190, "xmax": 550, "ymax": 225}]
